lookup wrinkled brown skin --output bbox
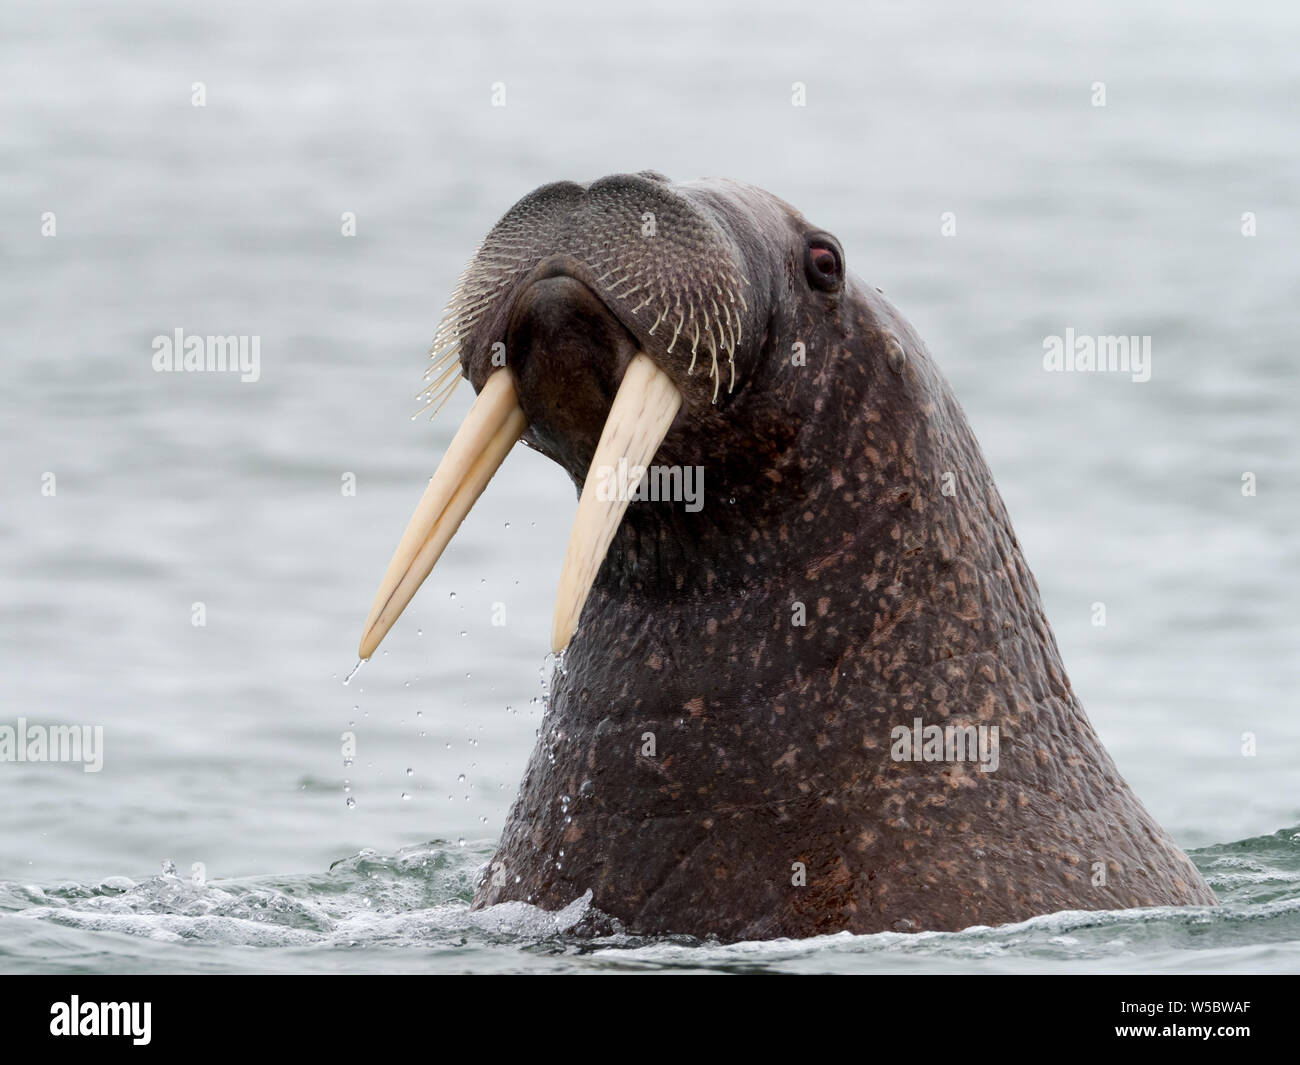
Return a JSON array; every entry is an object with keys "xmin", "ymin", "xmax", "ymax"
[{"xmin": 459, "ymin": 172, "xmax": 1216, "ymax": 940}]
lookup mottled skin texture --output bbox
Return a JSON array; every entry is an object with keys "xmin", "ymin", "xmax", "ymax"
[{"xmin": 456, "ymin": 172, "xmax": 1215, "ymax": 940}]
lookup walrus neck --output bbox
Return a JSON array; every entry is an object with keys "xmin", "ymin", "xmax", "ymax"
[{"xmin": 579, "ymin": 379, "xmax": 1075, "ymax": 729}]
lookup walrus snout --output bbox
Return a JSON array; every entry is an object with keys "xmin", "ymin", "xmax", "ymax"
[{"xmin": 439, "ymin": 173, "xmax": 759, "ymax": 410}]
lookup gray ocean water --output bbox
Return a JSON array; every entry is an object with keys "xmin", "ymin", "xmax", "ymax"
[{"xmin": 1, "ymin": 0, "xmax": 1297, "ymax": 974}]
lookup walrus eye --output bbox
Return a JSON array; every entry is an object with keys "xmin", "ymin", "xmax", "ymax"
[{"xmin": 804, "ymin": 234, "xmax": 843, "ymax": 292}]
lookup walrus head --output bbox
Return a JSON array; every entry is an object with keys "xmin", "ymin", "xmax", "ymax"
[
  {"xmin": 359, "ymin": 173, "xmax": 1215, "ymax": 939},
  {"xmin": 360, "ymin": 170, "xmax": 912, "ymax": 657}
]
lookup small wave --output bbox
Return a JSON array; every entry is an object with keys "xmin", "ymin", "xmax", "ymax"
[{"xmin": 2, "ymin": 830, "xmax": 1299, "ymax": 974}]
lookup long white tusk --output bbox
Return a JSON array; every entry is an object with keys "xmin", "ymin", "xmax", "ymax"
[
  {"xmin": 551, "ymin": 353, "xmax": 682, "ymax": 652},
  {"xmin": 359, "ymin": 370, "xmax": 526, "ymax": 659}
]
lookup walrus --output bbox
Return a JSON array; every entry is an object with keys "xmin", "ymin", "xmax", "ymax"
[{"xmin": 358, "ymin": 171, "xmax": 1217, "ymax": 940}]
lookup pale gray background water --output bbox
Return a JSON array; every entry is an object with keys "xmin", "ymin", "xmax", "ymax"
[{"xmin": 1, "ymin": 0, "xmax": 1297, "ymax": 973}]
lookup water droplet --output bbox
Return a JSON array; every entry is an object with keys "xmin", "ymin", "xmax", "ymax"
[
  {"xmin": 161, "ymin": 859, "xmax": 176, "ymax": 876},
  {"xmin": 457, "ymin": 774, "xmax": 466, "ymax": 783},
  {"xmin": 504, "ymin": 521, "xmax": 511, "ymax": 529},
  {"xmin": 343, "ymin": 660, "xmax": 364, "ymax": 686},
  {"xmin": 406, "ymin": 768, "xmax": 414, "ymax": 777},
  {"xmin": 345, "ymin": 796, "xmax": 356, "ymax": 809}
]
